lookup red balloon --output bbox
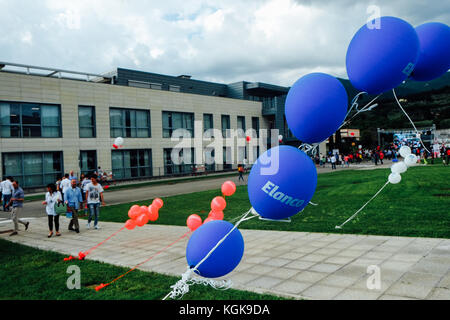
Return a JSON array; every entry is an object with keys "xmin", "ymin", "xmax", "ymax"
[
  {"xmin": 112, "ymin": 144, "xmax": 118, "ymax": 149},
  {"xmin": 209, "ymin": 210, "xmax": 224, "ymax": 220},
  {"xmin": 152, "ymin": 198, "xmax": 164, "ymax": 209},
  {"xmin": 221, "ymin": 180, "xmax": 236, "ymax": 196},
  {"xmin": 136, "ymin": 214, "xmax": 149, "ymax": 227},
  {"xmin": 203, "ymin": 217, "xmax": 216, "ymax": 224},
  {"xmin": 103, "ymin": 185, "xmax": 110, "ymax": 190},
  {"xmin": 147, "ymin": 205, "xmax": 159, "ymax": 222},
  {"xmin": 140, "ymin": 206, "xmax": 149, "ymax": 216},
  {"xmin": 211, "ymin": 196, "xmax": 226, "ymax": 212},
  {"xmin": 128, "ymin": 205, "xmax": 141, "ymax": 220},
  {"xmin": 125, "ymin": 219, "xmax": 137, "ymax": 230},
  {"xmin": 246, "ymin": 136, "xmax": 251, "ymax": 142},
  {"xmin": 186, "ymin": 214, "xmax": 202, "ymax": 231}
]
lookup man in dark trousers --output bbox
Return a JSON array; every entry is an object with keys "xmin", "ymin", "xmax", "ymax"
[
  {"xmin": 65, "ymin": 179, "xmax": 83, "ymax": 233},
  {"xmin": 7, "ymin": 180, "xmax": 29, "ymax": 236}
]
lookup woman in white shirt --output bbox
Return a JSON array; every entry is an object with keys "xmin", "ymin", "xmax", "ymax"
[{"xmin": 42, "ymin": 183, "xmax": 62, "ymax": 238}]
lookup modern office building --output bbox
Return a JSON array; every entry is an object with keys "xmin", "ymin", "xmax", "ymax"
[{"xmin": 0, "ymin": 62, "xmax": 301, "ymax": 190}]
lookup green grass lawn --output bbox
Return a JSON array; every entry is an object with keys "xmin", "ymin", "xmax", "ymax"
[
  {"xmin": 96, "ymin": 165, "xmax": 450, "ymax": 238},
  {"xmin": 0, "ymin": 239, "xmax": 283, "ymax": 300}
]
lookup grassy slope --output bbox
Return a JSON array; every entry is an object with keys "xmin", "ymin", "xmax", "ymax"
[{"xmin": 96, "ymin": 165, "xmax": 450, "ymax": 238}]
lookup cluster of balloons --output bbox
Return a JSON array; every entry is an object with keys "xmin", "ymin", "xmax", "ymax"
[
  {"xmin": 285, "ymin": 18, "xmax": 449, "ymax": 147},
  {"xmin": 347, "ymin": 17, "xmax": 450, "ymax": 94},
  {"xmin": 186, "ymin": 181, "xmax": 236, "ymax": 231},
  {"xmin": 184, "ymin": 180, "xmax": 243, "ymax": 278},
  {"xmin": 389, "ymin": 146, "xmax": 418, "ymax": 184},
  {"xmin": 125, "ymin": 198, "xmax": 163, "ymax": 229},
  {"xmin": 113, "ymin": 137, "xmax": 124, "ymax": 149}
]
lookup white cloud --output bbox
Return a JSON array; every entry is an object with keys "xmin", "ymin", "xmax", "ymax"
[{"xmin": 0, "ymin": 0, "xmax": 448, "ymax": 87}]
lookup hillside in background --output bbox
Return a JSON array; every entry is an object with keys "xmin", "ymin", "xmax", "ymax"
[{"xmin": 336, "ymin": 72, "xmax": 450, "ymax": 147}]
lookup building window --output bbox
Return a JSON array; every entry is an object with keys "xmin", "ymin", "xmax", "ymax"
[
  {"xmin": 110, "ymin": 107, "xmax": 151, "ymax": 138},
  {"xmin": 237, "ymin": 116, "xmax": 246, "ymax": 138},
  {"xmin": 162, "ymin": 111, "xmax": 194, "ymax": 138},
  {"xmin": 252, "ymin": 117, "xmax": 260, "ymax": 138},
  {"xmin": 79, "ymin": 106, "xmax": 96, "ymax": 138},
  {"xmin": 223, "ymin": 146, "xmax": 232, "ymax": 170},
  {"xmin": 203, "ymin": 113, "xmax": 214, "ymax": 137},
  {"xmin": 163, "ymin": 148, "xmax": 194, "ymax": 175},
  {"xmin": 111, "ymin": 149, "xmax": 152, "ymax": 180},
  {"xmin": 2, "ymin": 151, "xmax": 63, "ymax": 188},
  {"xmin": 0, "ymin": 102, "xmax": 61, "ymax": 138},
  {"xmin": 169, "ymin": 85, "xmax": 181, "ymax": 92},
  {"xmin": 221, "ymin": 115, "xmax": 230, "ymax": 138},
  {"xmin": 79, "ymin": 150, "xmax": 97, "ymax": 175}
]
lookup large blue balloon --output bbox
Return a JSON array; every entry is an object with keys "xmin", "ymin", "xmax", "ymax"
[
  {"xmin": 186, "ymin": 220, "xmax": 244, "ymax": 278},
  {"xmin": 248, "ymin": 145, "xmax": 317, "ymax": 220},
  {"xmin": 285, "ymin": 73, "xmax": 348, "ymax": 144},
  {"xmin": 411, "ymin": 22, "xmax": 450, "ymax": 81},
  {"xmin": 346, "ymin": 16, "xmax": 420, "ymax": 95}
]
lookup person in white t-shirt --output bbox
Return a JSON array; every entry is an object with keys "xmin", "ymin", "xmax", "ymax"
[
  {"xmin": 1, "ymin": 177, "xmax": 14, "ymax": 212},
  {"xmin": 59, "ymin": 174, "xmax": 71, "ymax": 201},
  {"xmin": 331, "ymin": 155, "xmax": 337, "ymax": 170},
  {"xmin": 42, "ymin": 183, "xmax": 62, "ymax": 238},
  {"xmin": 84, "ymin": 174, "xmax": 105, "ymax": 230}
]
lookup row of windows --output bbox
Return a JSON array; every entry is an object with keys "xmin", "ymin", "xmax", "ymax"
[
  {"xmin": 1, "ymin": 147, "xmax": 260, "ymax": 188},
  {"xmin": 0, "ymin": 102, "xmax": 261, "ymax": 139}
]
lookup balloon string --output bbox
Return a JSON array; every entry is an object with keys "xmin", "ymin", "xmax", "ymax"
[
  {"xmin": 392, "ymin": 89, "xmax": 431, "ymax": 154},
  {"xmin": 163, "ymin": 208, "xmax": 257, "ymax": 300},
  {"xmin": 335, "ymin": 181, "xmax": 389, "ymax": 229},
  {"xmin": 95, "ymin": 230, "xmax": 192, "ymax": 291},
  {"xmin": 340, "ymin": 94, "xmax": 381, "ymax": 129},
  {"xmin": 64, "ymin": 226, "xmax": 126, "ymax": 261}
]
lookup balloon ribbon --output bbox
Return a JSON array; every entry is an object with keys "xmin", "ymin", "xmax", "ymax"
[{"xmin": 95, "ymin": 230, "xmax": 191, "ymax": 291}]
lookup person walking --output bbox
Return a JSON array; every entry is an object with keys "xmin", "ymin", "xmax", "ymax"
[
  {"xmin": 59, "ymin": 173, "xmax": 71, "ymax": 202},
  {"xmin": 1, "ymin": 176, "xmax": 14, "ymax": 212},
  {"xmin": 65, "ymin": 179, "xmax": 83, "ymax": 233},
  {"xmin": 331, "ymin": 155, "xmax": 337, "ymax": 170},
  {"xmin": 7, "ymin": 180, "xmax": 29, "ymax": 236},
  {"xmin": 85, "ymin": 174, "xmax": 105, "ymax": 230},
  {"xmin": 237, "ymin": 165, "xmax": 245, "ymax": 182},
  {"xmin": 42, "ymin": 183, "xmax": 62, "ymax": 238},
  {"xmin": 69, "ymin": 170, "xmax": 77, "ymax": 183},
  {"xmin": 80, "ymin": 174, "xmax": 91, "ymax": 215}
]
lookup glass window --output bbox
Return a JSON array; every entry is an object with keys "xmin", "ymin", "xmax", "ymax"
[
  {"xmin": 252, "ymin": 117, "xmax": 260, "ymax": 138},
  {"xmin": 79, "ymin": 106, "xmax": 96, "ymax": 138},
  {"xmin": 162, "ymin": 111, "xmax": 194, "ymax": 138},
  {"xmin": 80, "ymin": 150, "xmax": 97, "ymax": 175},
  {"xmin": 110, "ymin": 108, "xmax": 151, "ymax": 138},
  {"xmin": 111, "ymin": 149, "xmax": 152, "ymax": 180},
  {"xmin": 163, "ymin": 148, "xmax": 195, "ymax": 175},
  {"xmin": 2, "ymin": 152, "xmax": 63, "ymax": 188},
  {"xmin": 0, "ymin": 102, "xmax": 61, "ymax": 138},
  {"xmin": 221, "ymin": 115, "xmax": 230, "ymax": 138}
]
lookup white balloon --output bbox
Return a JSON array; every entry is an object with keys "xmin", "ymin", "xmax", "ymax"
[
  {"xmin": 399, "ymin": 146, "xmax": 411, "ymax": 158},
  {"xmin": 391, "ymin": 161, "xmax": 407, "ymax": 174},
  {"xmin": 388, "ymin": 173, "xmax": 402, "ymax": 184},
  {"xmin": 114, "ymin": 137, "xmax": 124, "ymax": 146},
  {"xmin": 278, "ymin": 135, "xmax": 283, "ymax": 141},
  {"xmin": 404, "ymin": 154, "xmax": 418, "ymax": 167}
]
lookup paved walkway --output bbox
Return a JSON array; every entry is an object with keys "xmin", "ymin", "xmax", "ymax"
[{"xmin": 1, "ymin": 217, "xmax": 448, "ymax": 300}]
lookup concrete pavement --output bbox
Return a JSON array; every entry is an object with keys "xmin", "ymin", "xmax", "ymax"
[{"xmin": 1, "ymin": 217, "xmax": 448, "ymax": 300}]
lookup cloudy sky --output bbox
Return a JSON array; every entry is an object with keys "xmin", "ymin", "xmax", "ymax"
[{"xmin": 0, "ymin": 0, "xmax": 448, "ymax": 86}]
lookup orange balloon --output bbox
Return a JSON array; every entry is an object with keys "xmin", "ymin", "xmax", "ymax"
[
  {"xmin": 140, "ymin": 206, "xmax": 148, "ymax": 216},
  {"xmin": 128, "ymin": 205, "xmax": 141, "ymax": 220},
  {"xmin": 147, "ymin": 205, "xmax": 159, "ymax": 222},
  {"xmin": 136, "ymin": 214, "xmax": 149, "ymax": 227},
  {"xmin": 152, "ymin": 198, "xmax": 164, "ymax": 209},
  {"xmin": 203, "ymin": 217, "xmax": 216, "ymax": 224},
  {"xmin": 221, "ymin": 181, "xmax": 236, "ymax": 196},
  {"xmin": 211, "ymin": 196, "xmax": 226, "ymax": 212},
  {"xmin": 209, "ymin": 210, "xmax": 224, "ymax": 220},
  {"xmin": 125, "ymin": 219, "xmax": 136, "ymax": 230},
  {"xmin": 186, "ymin": 214, "xmax": 202, "ymax": 231}
]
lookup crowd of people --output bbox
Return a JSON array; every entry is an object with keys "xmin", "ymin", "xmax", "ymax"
[
  {"xmin": 1, "ymin": 167, "xmax": 107, "ymax": 238},
  {"xmin": 313, "ymin": 141, "xmax": 450, "ymax": 169}
]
